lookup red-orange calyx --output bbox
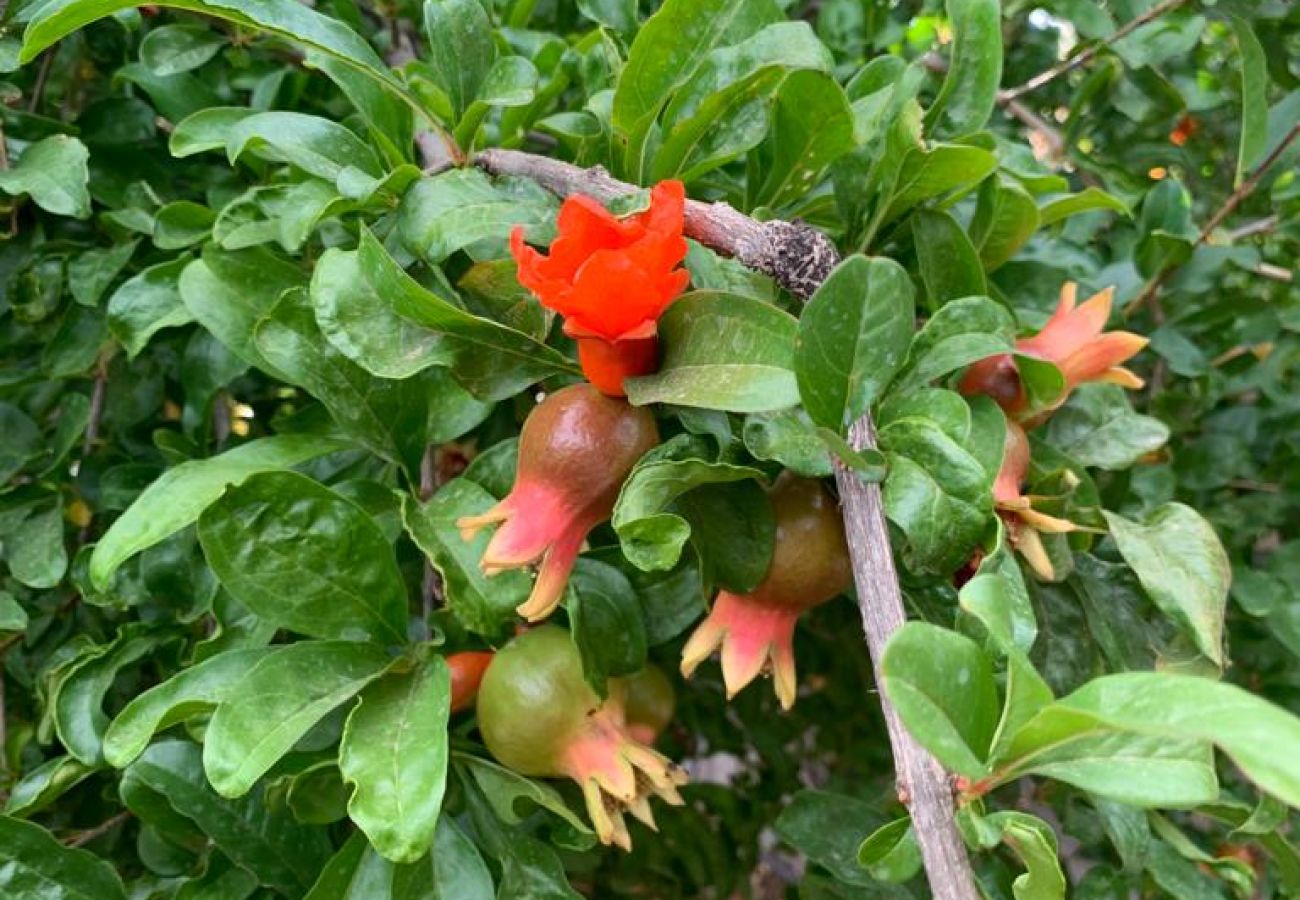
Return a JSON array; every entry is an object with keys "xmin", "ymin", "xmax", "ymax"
[{"xmin": 510, "ymin": 181, "xmax": 690, "ymax": 397}]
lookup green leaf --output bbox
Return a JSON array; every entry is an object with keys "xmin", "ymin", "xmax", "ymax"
[
  {"xmin": 882, "ymin": 143, "xmax": 999, "ymax": 224},
  {"xmin": 795, "ymin": 255, "xmax": 915, "ymax": 431},
  {"xmin": 455, "ymin": 753, "xmax": 596, "ymax": 849},
  {"xmin": 401, "ymin": 481, "xmax": 531, "ymax": 638},
  {"xmin": 178, "ymin": 245, "xmax": 305, "ymax": 377},
  {"xmin": 204, "ymin": 640, "xmax": 392, "ymax": 797},
  {"xmin": 0, "ymin": 816, "xmax": 127, "ymax": 900},
  {"xmin": 226, "ymin": 111, "xmax": 383, "ymax": 186},
  {"xmin": 69, "ymin": 241, "xmax": 137, "ymax": 306},
  {"xmin": 422, "ymin": 0, "xmax": 495, "ymax": 122},
  {"xmin": 857, "ymin": 818, "xmax": 923, "ymax": 883},
  {"xmin": 54, "ymin": 626, "xmax": 168, "ymax": 765},
  {"xmin": 1037, "ymin": 187, "xmax": 1130, "ymax": 226},
  {"xmin": 3, "ymin": 756, "xmax": 95, "ymax": 818},
  {"xmin": 327, "ymin": 229, "xmax": 576, "ymax": 402},
  {"xmin": 651, "ymin": 22, "xmax": 832, "ymax": 182},
  {"xmin": 90, "ymin": 434, "xmax": 347, "ymax": 591},
  {"xmin": 198, "ymin": 471, "xmax": 409, "ymax": 645},
  {"xmin": 1044, "ymin": 384, "xmax": 1169, "ymax": 470},
  {"xmin": 126, "ymin": 740, "xmax": 331, "ymax": 895},
  {"xmin": 139, "ymin": 23, "xmax": 226, "ymax": 76},
  {"xmin": 106, "ymin": 256, "xmax": 193, "ymax": 358},
  {"xmin": 895, "ymin": 295, "xmax": 1015, "ymax": 392},
  {"xmin": 1102, "ymin": 503, "xmax": 1228, "ymax": 667},
  {"xmin": 774, "ymin": 790, "xmax": 889, "ymax": 887},
  {"xmin": 970, "ymin": 177, "xmax": 1039, "ymax": 271},
  {"xmin": 8, "ymin": 502, "xmax": 67, "ymax": 589},
  {"xmin": 624, "ymin": 291, "xmax": 800, "ymax": 413},
  {"xmin": 612, "ymin": 435, "xmax": 768, "ymax": 573},
  {"xmin": 746, "ymin": 70, "xmax": 855, "ymax": 209},
  {"xmin": 103, "ymin": 647, "xmax": 276, "ymax": 769},
  {"xmin": 568, "ymin": 560, "xmax": 648, "ymax": 696},
  {"xmin": 925, "ymin": 0, "xmax": 1002, "ymax": 138},
  {"xmin": 455, "ymin": 56, "xmax": 539, "ymax": 150},
  {"xmin": 0, "ymin": 135, "xmax": 91, "ymax": 219},
  {"xmin": 881, "ymin": 622, "xmax": 999, "ymax": 778},
  {"xmin": 1230, "ymin": 17, "xmax": 1267, "ymax": 187},
  {"xmin": 992, "ymin": 811, "xmax": 1068, "ymax": 900},
  {"xmin": 398, "ymin": 168, "xmax": 557, "ymax": 265},
  {"xmin": 255, "ymin": 288, "xmax": 445, "ymax": 473},
  {"xmin": 913, "ymin": 209, "xmax": 987, "ymax": 307},
  {"xmin": 339, "ymin": 657, "xmax": 451, "ymax": 864},
  {"xmin": 0, "ymin": 591, "xmax": 27, "ymax": 632},
  {"xmin": 1004, "ymin": 672, "xmax": 1300, "ymax": 808},
  {"xmin": 612, "ymin": 0, "xmax": 782, "ymax": 179},
  {"xmin": 742, "ymin": 409, "xmax": 833, "ymax": 478}
]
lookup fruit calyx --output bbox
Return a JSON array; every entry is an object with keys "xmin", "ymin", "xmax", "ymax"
[
  {"xmin": 681, "ymin": 474, "xmax": 851, "ymax": 709},
  {"xmin": 476, "ymin": 626, "xmax": 686, "ymax": 850},
  {"xmin": 457, "ymin": 383, "xmax": 659, "ymax": 622}
]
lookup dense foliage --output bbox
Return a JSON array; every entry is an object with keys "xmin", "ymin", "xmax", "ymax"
[{"xmin": 0, "ymin": 0, "xmax": 1298, "ymax": 897}]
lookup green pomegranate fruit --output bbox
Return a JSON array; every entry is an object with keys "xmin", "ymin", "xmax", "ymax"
[{"xmin": 477, "ymin": 626, "xmax": 687, "ymax": 850}]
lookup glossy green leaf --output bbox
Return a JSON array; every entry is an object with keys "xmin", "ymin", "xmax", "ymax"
[
  {"xmin": 612, "ymin": 435, "xmax": 768, "ymax": 573},
  {"xmin": 203, "ymin": 640, "xmax": 392, "ymax": 797},
  {"xmin": 742, "ymin": 409, "xmax": 834, "ymax": 478},
  {"xmin": 225, "ymin": 111, "xmax": 383, "ymax": 185},
  {"xmin": 612, "ymin": 0, "xmax": 782, "ymax": 178},
  {"xmin": 127, "ymin": 740, "xmax": 331, "ymax": 895},
  {"xmin": 106, "ymin": 256, "xmax": 193, "ymax": 358},
  {"xmin": 1103, "ymin": 503, "xmax": 1228, "ymax": 666},
  {"xmin": 1044, "ymin": 384, "xmax": 1169, "ymax": 470},
  {"xmin": 7, "ymin": 502, "xmax": 67, "ymax": 589},
  {"xmin": 0, "ymin": 591, "xmax": 26, "ymax": 632},
  {"xmin": 103, "ymin": 647, "xmax": 276, "ymax": 769},
  {"xmin": 895, "ymin": 295, "xmax": 1015, "ymax": 392},
  {"xmin": 0, "ymin": 135, "xmax": 91, "ymax": 219},
  {"xmin": 881, "ymin": 622, "xmax": 999, "ymax": 778},
  {"xmin": 1230, "ymin": 17, "xmax": 1267, "ymax": 187},
  {"xmin": 881, "ymin": 144, "xmax": 998, "ymax": 224},
  {"xmin": 198, "ymin": 471, "xmax": 409, "ymax": 644},
  {"xmin": 398, "ymin": 169, "xmax": 556, "ymax": 265},
  {"xmin": 568, "ymin": 560, "xmax": 648, "ymax": 695},
  {"xmin": 1037, "ymin": 187, "xmax": 1130, "ymax": 226},
  {"xmin": 401, "ymin": 481, "xmax": 531, "ymax": 638},
  {"xmin": 795, "ymin": 255, "xmax": 914, "ymax": 430},
  {"xmin": 625, "ymin": 291, "xmax": 800, "ymax": 413},
  {"xmin": 925, "ymin": 0, "xmax": 1002, "ymax": 137},
  {"xmin": 3, "ymin": 756, "xmax": 95, "ymax": 819},
  {"xmin": 423, "ymin": 0, "xmax": 495, "ymax": 122},
  {"xmin": 455, "ymin": 753, "xmax": 596, "ymax": 848},
  {"xmin": 0, "ymin": 816, "xmax": 127, "ymax": 900},
  {"xmin": 857, "ymin": 818, "xmax": 922, "ymax": 883},
  {"xmin": 913, "ymin": 209, "xmax": 987, "ymax": 307},
  {"xmin": 970, "ymin": 177, "xmax": 1039, "ymax": 271},
  {"xmin": 746, "ymin": 69, "xmax": 855, "ymax": 209},
  {"xmin": 339, "ymin": 657, "xmax": 451, "ymax": 863},
  {"xmin": 139, "ymin": 23, "xmax": 225, "ymax": 76},
  {"xmin": 89, "ymin": 434, "xmax": 345, "ymax": 591}
]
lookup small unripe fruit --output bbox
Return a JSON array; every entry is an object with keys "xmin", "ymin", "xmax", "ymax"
[
  {"xmin": 458, "ymin": 383, "xmax": 659, "ymax": 622},
  {"xmin": 622, "ymin": 664, "xmax": 675, "ymax": 745},
  {"xmin": 477, "ymin": 626, "xmax": 686, "ymax": 850},
  {"xmin": 681, "ymin": 474, "xmax": 851, "ymax": 710},
  {"xmin": 447, "ymin": 651, "xmax": 494, "ymax": 714}
]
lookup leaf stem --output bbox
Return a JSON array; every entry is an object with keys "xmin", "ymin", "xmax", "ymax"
[{"xmin": 62, "ymin": 811, "xmax": 132, "ymax": 848}]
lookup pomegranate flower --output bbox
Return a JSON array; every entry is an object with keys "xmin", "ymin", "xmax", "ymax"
[
  {"xmin": 993, "ymin": 422, "xmax": 1083, "ymax": 580},
  {"xmin": 510, "ymin": 181, "xmax": 690, "ymax": 396},
  {"xmin": 680, "ymin": 475, "xmax": 851, "ymax": 710},
  {"xmin": 457, "ymin": 383, "xmax": 659, "ymax": 622},
  {"xmin": 961, "ymin": 283, "xmax": 1148, "ymax": 419}
]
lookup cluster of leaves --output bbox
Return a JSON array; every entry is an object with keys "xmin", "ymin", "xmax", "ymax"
[{"xmin": 0, "ymin": 0, "xmax": 1297, "ymax": 898}]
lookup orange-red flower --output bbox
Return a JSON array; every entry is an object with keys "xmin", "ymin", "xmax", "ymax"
[
  {"xmin": 961, "ymin": 283, "xmax": 1148, "ymax": 419},
  {"xmin": 510, "ymin": 181, "xmax": 690, "ymax": 396}
]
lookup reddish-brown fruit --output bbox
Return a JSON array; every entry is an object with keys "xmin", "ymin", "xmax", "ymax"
[
  {"xmin": 681, "ymin": 474, "xmax": 852, "ymax": 709},
  {"xmin": 457, "ymin": 383, "xmax": 659, "ymax": 622},
  {"xmin": 477, "ymin": 626, "xmax": 687, "ymax": 851},
  {"xmin": 447, "ymin": 651, "xmax": 494, "ymax": 714}
]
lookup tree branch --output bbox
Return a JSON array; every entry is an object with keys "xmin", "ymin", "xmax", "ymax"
[
  {"xmin": 999, "ymin": 0, "xmax": 1190, "ymax": 102},
  {"xmin": 473, "ymin": 149, "xmax": 839, "ymax": 299},
  {"xmin": 1125, "ymin": 123, "xmax": 1300, "ymax": 315},
  {"xmin": 470, "ymin": 148, "xmax": 981, "ymax": 900},
  {"xmin": 62, "ymin": 811, "xmax": 132, "ymax": 848}
]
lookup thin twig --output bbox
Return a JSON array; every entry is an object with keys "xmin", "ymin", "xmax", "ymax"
[
  {"xmin": 1226, "ymin": 215, "xmax": 1279, "ymax": 241},
  {"xmin": 469, "ymin": 149, "xmax": 981, "ymax": 900},
  {"xmin": 63, "ymin": 811, "xmax": 132, "ymax": 848},
  {"xmin": 1126, "ymin": 123, "xmax": 1300, "ymax": 315},
  {"xmin": 26, "ymin": 51, "xmax": 54, "ymax": 113},
  {"xmin": 0, "ymin": 644, "xmax": 8, "ymax": 784},
  {"xmin": 999, "ymin": 0, "xmax": 1190, "ymax": 102},
  {"xmin": 82, "ymin": 354, "xmax": 109, "ymax": 460}
]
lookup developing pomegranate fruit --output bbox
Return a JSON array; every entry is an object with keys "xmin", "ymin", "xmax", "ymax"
[
  {"xmin": 457, "ymin": 383, "xmax": 659, "ymax": 622},
  {"xmin": 681, "ymin": 474, "xmax": 852, "ymax": 710},
  {"xmin": 447, "ymin": 651, "xmax": 494, "ymax": 714},
  {"xmin": 477, "ymin": 626, "xmax": 687, "ymax": 850},
  {"xmin": 622, "ymin": 663, "xmax": 676, "ymax": 746}
]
